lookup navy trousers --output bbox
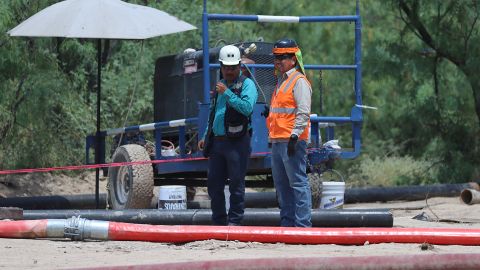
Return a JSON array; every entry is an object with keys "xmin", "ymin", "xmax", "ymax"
[{"xmin": 207, "ymin": 134, "xmax": 251, "ymax": 225}]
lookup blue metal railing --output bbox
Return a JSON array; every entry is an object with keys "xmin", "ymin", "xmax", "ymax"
[
  {"xmin": 86, "ymin": 117, "xmax": 198, "ymax": 165},
  {"xmin": 207, "ymin": 14, "xmax": 359, "ymax": 23},
  {"xmin": 210, "ymin": 63, "xmax": 357, "ymax": 70},
  {"xmin": 202, "ymin": 0, "xmax": 363, "ymax": 159}
]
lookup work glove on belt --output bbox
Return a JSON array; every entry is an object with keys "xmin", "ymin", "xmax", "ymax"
[{"xmin": 287, "ymin": 134, "xmax": 298, "ymax": 157}]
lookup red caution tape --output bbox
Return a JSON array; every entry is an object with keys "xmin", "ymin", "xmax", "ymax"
[
  {"xmin": 0, "ymin": 151, "xmax": 273, "ymax": 176},
  {"xmin": 0, "ymin": 148, "xmax": 322, "ymax": 176},
  {"xmin": 0, "ymin": 157, "xmax": 206, "ymax": 175}
]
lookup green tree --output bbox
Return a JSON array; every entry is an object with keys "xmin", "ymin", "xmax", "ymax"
[
  {"xmin": 1, "ymin": 0, "xmax": 478, "ymax": 184},
  {"xmin": 357, "ymin": 0, "xmax": 479, "ymax": 183},
  {"xmin": 398, "ymin": 0, "xmax": 480, "ymax": 127}
]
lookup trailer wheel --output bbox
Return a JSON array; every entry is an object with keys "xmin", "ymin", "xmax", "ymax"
[
  {"xmin": 308, "ymin": 173, "xmax": 322, "ymax": 209},
  {"xmin": 108, "ymin": 144, "xmax": 153, "ymax": 209}
]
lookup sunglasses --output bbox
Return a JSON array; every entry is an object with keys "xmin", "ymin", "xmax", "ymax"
[
  {"xmin": 274, "ymin": 54, "xmax": 293, "ymax": 60},
  {"xmin": 221, "ymin": 64, "xmax": 239, "ymax": 71}
]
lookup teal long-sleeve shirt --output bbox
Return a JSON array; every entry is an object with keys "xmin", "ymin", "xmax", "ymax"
[{"xmin": 203, "ymin": 77, "xmax": 258, "ymax": 138}]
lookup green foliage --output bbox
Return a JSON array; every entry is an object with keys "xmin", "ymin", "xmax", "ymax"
[
  {"xmin": 348, "ymin": 155, "xmax": 437, "ymax": 187},
  {"xmin": 362, "ymin": 0, "xmax": 479, "ymax": 184}
]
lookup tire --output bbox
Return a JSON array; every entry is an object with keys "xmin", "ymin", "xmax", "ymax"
[
  {"xmin": 308, "ymin": 173, "xmax": 322, "ymax": 209},
  {"xmin": 108, "ymin": 144, "xmax": 153, "ymax": 209}
]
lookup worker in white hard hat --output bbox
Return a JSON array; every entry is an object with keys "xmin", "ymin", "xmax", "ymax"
[{"xmin": 198, "ymin": 44, "xmax": 258, "ymax": 226}]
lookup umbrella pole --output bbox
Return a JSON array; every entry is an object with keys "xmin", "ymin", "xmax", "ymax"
[{"xmin": 95, "ymin": 39, "xmax": 102, "ymax": 209}]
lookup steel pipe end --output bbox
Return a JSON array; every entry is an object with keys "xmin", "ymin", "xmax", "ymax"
[{"xmin": 460, "ymin": 189, "xmax": 480, "ymax": 205}]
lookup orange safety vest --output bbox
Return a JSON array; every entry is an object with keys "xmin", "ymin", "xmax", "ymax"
[{"xmin": 267, "ymin": 70, "xmax": 310, "ymax": 141}]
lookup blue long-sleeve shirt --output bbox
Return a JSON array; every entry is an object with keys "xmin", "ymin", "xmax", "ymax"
[{"xmin": 203, "ymin": 77, "xmax": 258, "ymax": 138}]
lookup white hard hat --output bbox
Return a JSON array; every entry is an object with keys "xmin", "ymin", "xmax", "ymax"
[{"xmin": 219, "ymin": 45, "xmax": 241, "ymax": 66}]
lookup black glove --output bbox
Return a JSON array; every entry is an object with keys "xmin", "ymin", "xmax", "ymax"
[
  {"xmin": 261, "ymin": 105, "xmax": 270, "ymax": 118},
  {"xmin": 287, "ymin": 134, "xmax": 298, "ymax": 157}
]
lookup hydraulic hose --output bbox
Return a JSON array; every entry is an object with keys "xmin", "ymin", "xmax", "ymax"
[
  {"xmin": 1, "ymin": 218, "xmax": 480, "ymax": 245},
  {"xmin": 22, "ymin": 208, "xmax": 394, "ymax": 227}
]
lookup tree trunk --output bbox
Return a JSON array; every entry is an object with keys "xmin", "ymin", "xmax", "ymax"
[{"xmin": 462, "ymin": 67, "xmax": 480, "ymax": 129}]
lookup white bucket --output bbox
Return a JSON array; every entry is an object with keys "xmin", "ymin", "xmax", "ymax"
[
  {"xmin": 320, "ymin": 181, "xmax": 345, "ymax": 209},
  {"xmin": 158, "ymin": 185, "xmax": 187, "ymax": 210}
]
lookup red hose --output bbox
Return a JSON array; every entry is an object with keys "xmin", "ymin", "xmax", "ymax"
[
  {"xmin": 108, "ymin": 223, "xmax": 480, "ymax": 245},
  {"xmin": 0, "ymin": 220, "xmax": 48, "ymax": 238},
  {"xmin": 1, "ymin": 220, "xmax": 480, "ymax": 246}
]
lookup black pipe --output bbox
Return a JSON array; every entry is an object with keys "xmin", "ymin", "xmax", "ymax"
[
  {"xmin": 4, "ymin": 182, "xmax": 475, "ymax": 211},
  {"xmin": 5, "ymin": 183, "xmax": 474, "ymax": 211},
  {"xmin": 22, "ymin": 208, "xmax": 393, "ymax": 227},
  {"xmin": 245, "ymin": 192, "xmax": 277, "ymax": 208},
  {"xmin": 0, "ymin": 193, "xmax": 264, "ymax": 210},
  {"xmin": 0, "ymin": 194, "xmax": 209, "ymax": 210},
  {"xmin": 0, "ymin": 194, "xmax": 107, "ymax": 210},
  {"xmin": 245, "ymin": 182, "xmax": 480, "ymax": 207},
  {"xmin": 0, "ymin": 194, "xmax": 214, "ymax": 210},
  {"xmin": 345, "ymin": 182, "xmax": 479, "ymax": 203}
]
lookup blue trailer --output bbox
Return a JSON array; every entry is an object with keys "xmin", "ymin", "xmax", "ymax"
[{"xmin": 86, "ymin": 1, "xmax": 363, "ymax": 209}]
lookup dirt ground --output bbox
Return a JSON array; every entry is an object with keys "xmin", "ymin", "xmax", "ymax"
[
  {"xmin": 0, "ymin": 172, "xmax": 107, "ymax": 198},
  {"xmin": 1, "ymin": 173, "xmax": 480, "ymax": 269}
]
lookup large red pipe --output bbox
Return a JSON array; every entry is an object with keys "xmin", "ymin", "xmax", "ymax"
[
  {"xmin": 0, "ymin": 219, "xmax": 48, "ymax": 238},
  {"xmin": 108, "ymin": 222, "xmax": 480, "ymax": 245},
  {"xmin": 1, "ymin": 219, "xmax": 480, "ymax": 246}
]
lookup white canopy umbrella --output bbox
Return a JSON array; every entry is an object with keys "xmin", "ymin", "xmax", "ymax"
[
  {"xmin": 8, "ymin": 0, "xmax": 196, "ymax": 39},
  {"xmin": 8, "ymin": 0, "xmax": 197, "ymax": 207}
]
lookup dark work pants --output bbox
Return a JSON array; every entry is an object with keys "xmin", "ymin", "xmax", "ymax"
[{"xmin": 207, "ymin": 134, "xmax": 251, "ymax": 225}]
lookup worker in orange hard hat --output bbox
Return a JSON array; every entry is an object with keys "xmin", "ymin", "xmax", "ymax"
[{"xmin": 266, "ymin": 38, "xmax": 312, "ymax": 227}]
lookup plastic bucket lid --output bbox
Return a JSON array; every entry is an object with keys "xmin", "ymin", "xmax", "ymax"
[{"xmin": 322, "ymin": 181, "xmax": 345, "ymax": 189}]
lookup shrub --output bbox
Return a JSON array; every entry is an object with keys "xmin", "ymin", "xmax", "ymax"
[{"xmin": 348, "ymin": 155, "xmax": 437, "ymax": 187}]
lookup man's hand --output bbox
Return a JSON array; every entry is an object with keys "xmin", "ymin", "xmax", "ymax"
[
  {"xmin": 216, "ymin": 82, "xmax": 227, "ymax": 94},
  {"xmin": 287, "ymin": 134, "xmax": 298, "ymax": 157},
  {"xmin": 198, "ymin": 139, "xmax": 205, "ymax": 150}
]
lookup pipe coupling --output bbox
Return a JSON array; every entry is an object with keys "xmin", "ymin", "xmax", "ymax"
[{"xmin": 63, "ymin": 216, "xmax": 109, "ymax": 241}]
